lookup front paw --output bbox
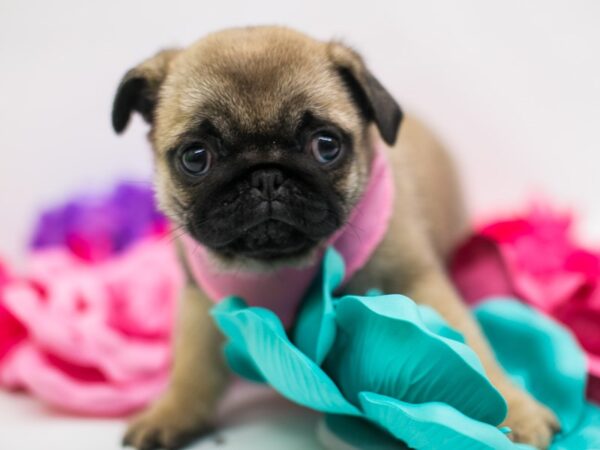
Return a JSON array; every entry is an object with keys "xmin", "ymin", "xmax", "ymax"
[
  {"xmin": 123, "ymin": 400, "xmax": 214, "ymax": 450},
  {"xmin": 501, "ymin": 389, "xmax": 560, "ymax": 449}
]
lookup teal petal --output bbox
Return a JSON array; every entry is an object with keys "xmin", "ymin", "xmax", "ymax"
[
  {"xmin": 326, "ymin": 295, "xmax": 507, "ymax": 425},
  {"xmin": 213, "ymin": 296, "xmax": 252, "ymax": 344},
  {"xmin": 222, "ymin": 342, "xmax": 265, "ymax": 383},
  {"xmin": 293, "ymin": 248, "xmax": 344, "ymax": 365},
  {"xmin": 211, "ymin": 251, "xmax": 598, "ymax": 450},
  {"xmin": 418, "ymin": 305, "xmax": 466, "ymax": 343},
  {"xmin": 550, "ymin": 404, "xmax": 600, "ymax": 450},
  {"xmin": 212, "ymin": 297, "xmax": 360, "ymax": 416},
  {"xmin": 212, "ymin": 297, "xmax": 265, "ymax": 382},
  {"xmin": 321, "ymin": 414, "xmax": 409, "ymax": 449},
  {"xmin": 475, "ymin": 299, "xmax": 587, "ymax": 434},
  {"xmin": 366, "ymin": 288, "xmax": 384, "ymax": 296},
  {"xmin": 359, "ymin": 392, "xmax": 520, "ymax": 450}
]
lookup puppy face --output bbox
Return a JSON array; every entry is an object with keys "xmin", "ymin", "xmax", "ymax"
[{"xmin": 113, "ymin": 27, "xmax": 402, "ymax": 269}]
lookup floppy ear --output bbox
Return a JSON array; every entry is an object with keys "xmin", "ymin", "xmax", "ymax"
[
  {"xmin": 112, "ymin": 48, "xmax": 180, "ymax": 133},
  {"xmin": 328, "ymin": 43, "xmax": 403, "ymax": 146}
]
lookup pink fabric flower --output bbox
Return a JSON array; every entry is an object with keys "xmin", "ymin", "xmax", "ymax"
[
  {"xmin": 0, "ymin": 260, "xmax": 28, "ymax": 364},
  {"xmin": 451, "ymin": 205, "xmax": 600, "ymax": 402},
  {"xmin": 0, "ymin": 238, "xmax": 183, "ymax": 416}
]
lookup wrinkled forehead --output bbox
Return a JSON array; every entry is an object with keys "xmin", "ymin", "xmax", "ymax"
[{"xmin": 153, "ymin": 41, "xmax": 362, "ymax": 152}]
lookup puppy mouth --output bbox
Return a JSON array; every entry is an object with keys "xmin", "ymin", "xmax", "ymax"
[
  {"xmin": 221, "ymin": 219, "xmax": 315, "ymax": 259},
  {"xmin": 186, "ymin": 171, "xmax": 343, "ymax": 262}
]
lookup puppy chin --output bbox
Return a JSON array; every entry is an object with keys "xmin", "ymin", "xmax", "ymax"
[
  {"xmin": 186, "ymin": 209, "xmax": 344, "ymax": 273},
  {"xmin": 203, "ymin": 241, "xmax": 325, "ymax": 274}
]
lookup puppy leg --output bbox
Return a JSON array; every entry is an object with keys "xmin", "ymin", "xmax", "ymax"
[
  {"xmin": 123, "ymin": 283, "xmax": 228, "ymax": 450},
  {"xmin": 404, "ymin": 269, "xmax": 559, "ymax": 449}
]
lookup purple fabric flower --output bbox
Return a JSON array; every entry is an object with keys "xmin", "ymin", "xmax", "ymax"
[{"xmin": 30, "ymin": 182, "xmax": 168, "ymax": 262}]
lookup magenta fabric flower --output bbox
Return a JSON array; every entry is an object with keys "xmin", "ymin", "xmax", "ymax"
[
  {"xmin": 30, "ymin": 182, "xmax": 168, "ymax": 262},
  {"xmin": 0, "ymin": 238, "xmax": 183, "ymax": 415},
  {"xmin": 0, "ymin": 260, "xmax": 27, "ymax": 364},
  {"xmin": 451, "ymin": 205, "xmax": 600, "ymax": 402}
]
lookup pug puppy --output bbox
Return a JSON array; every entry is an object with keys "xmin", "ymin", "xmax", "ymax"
[{"xmin": 113, "ymin": 26, "xmax": 559, "ymax": 450}]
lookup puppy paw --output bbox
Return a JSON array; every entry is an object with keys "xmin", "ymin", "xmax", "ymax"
[
  {"xmin": 122, "ymin": 401, "xmax": 214, "ymax": 450},
  {"xmin": 501, "ymin": 389, "xmax": 560, "ymax": 449}
]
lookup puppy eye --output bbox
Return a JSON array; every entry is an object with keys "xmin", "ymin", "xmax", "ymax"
[
  {"xmin": 310, "ymin": 132, "xmax": 342, "ymax": 164},
  {"xmin": 180, "ymin": 146, "xmax": 211, "ymax": 175}
]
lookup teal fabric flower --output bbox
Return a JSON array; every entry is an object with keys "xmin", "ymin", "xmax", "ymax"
[{"xmin": 211, "ymin": 248, "xmax": 600, "ymax": 449}]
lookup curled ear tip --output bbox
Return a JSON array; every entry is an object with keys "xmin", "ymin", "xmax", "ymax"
[
  {"xmin": 377, "ymin": 105, "xmax": 403, "ymax": 146},
  {"xmin": 112, "ymin": 121, "xmax": 127, "ymax": 134},
  {"xmin": 111, "ymin": 74, "xmax": 142, "ymax": 134},
  {"xmin": 110, "ymin": 48, "xmax": 179, "ymax": 135},
  {"xmin": 381, "ymin": 132, "xmax": 397, "ymax": 147},
  {"xmin": 111, "ymin": 105, "xmax": 129, "ymax": 134}
]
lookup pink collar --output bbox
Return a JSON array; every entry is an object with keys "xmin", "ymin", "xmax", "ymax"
[{"xmin": 182, "ymin": 138, "xmax": 395, "ymax": 326}]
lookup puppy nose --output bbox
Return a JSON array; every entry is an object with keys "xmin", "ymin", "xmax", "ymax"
[{"xmin": 251, "ymin": 168, "xmax": 284, "ymax": 198}]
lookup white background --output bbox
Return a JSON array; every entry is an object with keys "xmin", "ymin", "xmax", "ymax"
[
  {"xmin": 1, "ymin": 0, "xmax": 600, "ymax": 262},
  {"xmin": 1, "ymin": 1, "xmax": 599, "ymax": 448}
]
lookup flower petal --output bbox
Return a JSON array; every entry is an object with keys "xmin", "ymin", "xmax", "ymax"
[
  {"xmin": 214, "ymin": 297, "xmax": 265, "ymax": 383},
  {"xmin": 475, "ymin": 299, "xmax": 587, "ymax": 434},
  {"xmin": 211, "ymin": 297, "xmax": 359, "ymax": 416},
  {"xmin": 549, "ymin": 404, "xmax": 600, "ymax": 450},
  {"xmin": 326, "ymin": 295, "xmax": 507, "ymax": 425},
  {"xmin": 30, "ymin": 182, "xmax": 167, "ymax": 261},
  {"xmin": 320, "ymin": 414, "xmax": 409, "ymax": 449},
  {"xmin": 0, "ymin": 343, "xmax": 167, "ymax": 416},
  {"xmin": 359, "ymin": 392, "xmax": 521, "ymax": 450},
  {"xmin": 0, "ymin": 303, "xmax": 27, "ymax": 363},
  {"xmin": 3, "ymin": 241, "xmax": 177, "ymax": 383},
  {"xmin": 223, "ymin": 342, "xmax": 265, "ymax": 383},
  {"xmin": 452, "ymin": 235, "xmax": 516, "ymax": 306},
  {"xmin": 418, "ymin": 305, "xmax": 466, "ymax": 343},
  {"xmin": 293, "ymin": 248, "xmax": 343, "ymax": 365}
]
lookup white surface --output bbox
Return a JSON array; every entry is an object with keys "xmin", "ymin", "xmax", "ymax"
[
  {"xmin": 1, "ymin": 1, "xmax": 600, "ymax": 449},
  {"xmin": 0, "ymin": 383, "xmax": 324, "ymax": 450}
]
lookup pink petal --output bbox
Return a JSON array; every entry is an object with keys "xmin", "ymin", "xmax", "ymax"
[
  {"xmin": 587, "ymin": 375, "xmax": 600, "ymax": 404},
  {"xmin": 0, "ymin": 344, "xmax": 168, "ymax": 416},
  {"xmin": 555, "ymin": 302, "xmax": 600, "ymax": 358},
  {"xmin": 0, "ymin": 258, "xmax": 27, "ymax": 364},
  {"xmin": 3, "ymin": 276, "xmax": 172, "ymax": 383},
  {"xmin": 0, "ymin": 303, "xmax": 27, "ymax": 363},
  {"xmin": 0, "ymin": 237, "xmax": 182, "ymax": 415},
  {"xmin": 451, "ymin": 236, "xmax": 515, "ymax": 305}
]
